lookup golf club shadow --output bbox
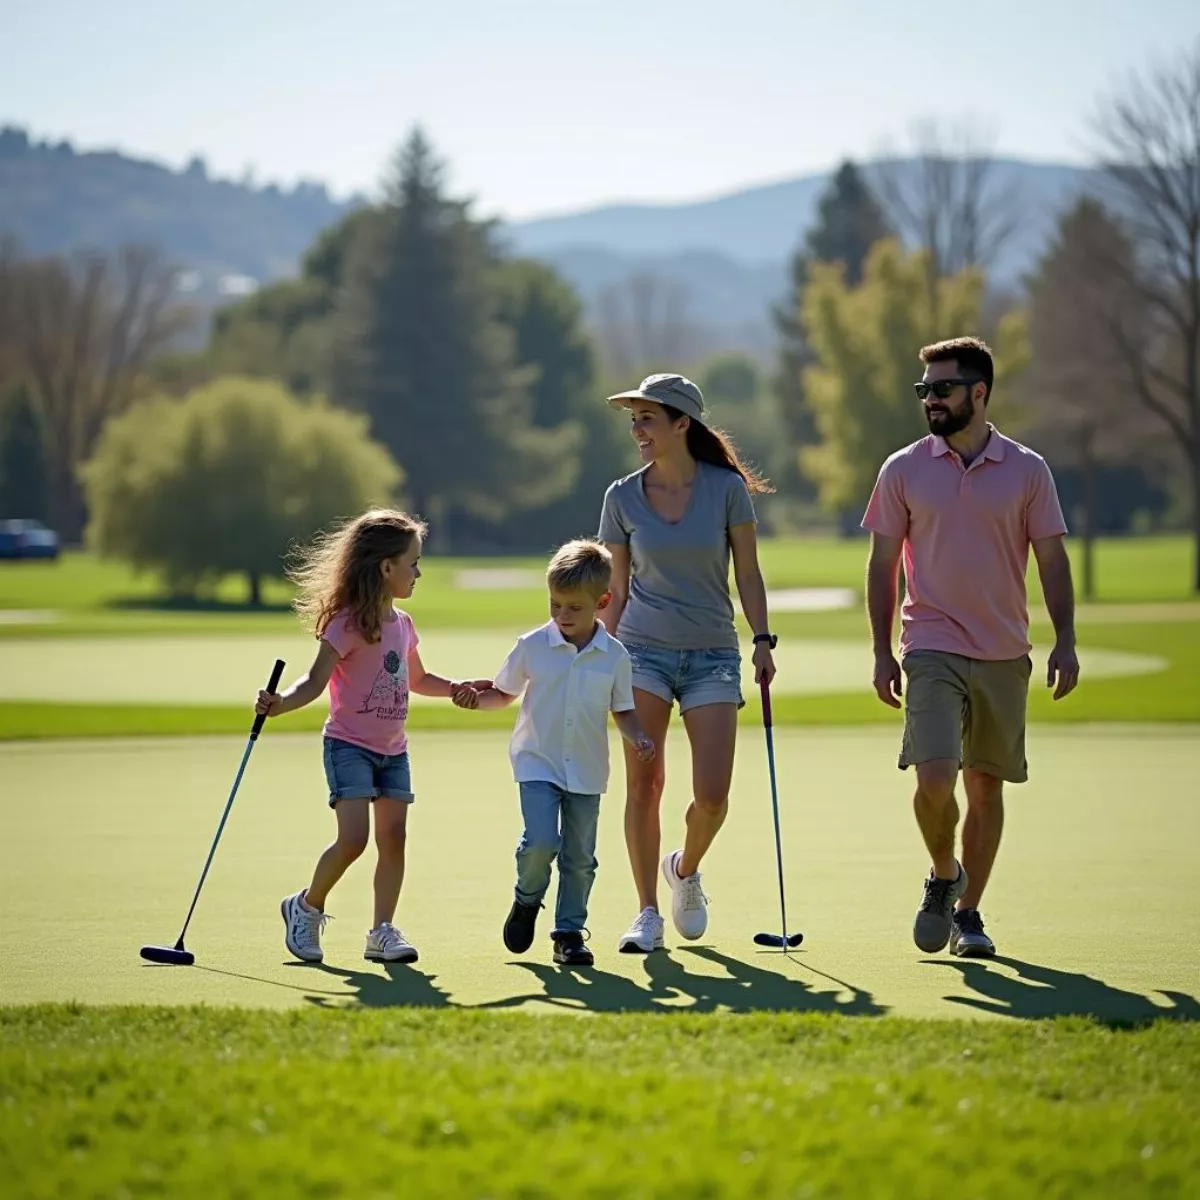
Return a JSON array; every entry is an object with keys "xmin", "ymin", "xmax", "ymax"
[
  {"xmin": 190, "ymin": 964, "xmax": 346, "ymax": 997},
  {"xmin": 283, "ymin": 960, "xmax": 452, "ymax": 1009},
  {"xmin": 927, "ymin": 954, "xmax": 1200, "ymax": 1026},
  {"xmin": 476, "ymin": 947, "xmax": 885, "ymax": 1016}
]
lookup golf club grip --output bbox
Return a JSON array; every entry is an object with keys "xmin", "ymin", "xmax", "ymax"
[
  {"xmin": 760, "ymin": 677, "xmax": 773, "ymax": 727},
  {"xmin": 251, "ymin": 659, "xmax": 286, "ymax": 738}
]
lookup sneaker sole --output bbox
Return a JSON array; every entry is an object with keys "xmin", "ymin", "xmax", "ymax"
[
  {"xmin": 280, "ymin": 898, "xmax": 322, "ymax": 962},
  {"xmin": 554, "ymin": 955, "xmax": 595, "ymax": 966},
  {"xmin": 618, "ymin": 938, "xmax": 664, "ymax": 954},
  {"xmin": 951, "ymin": 941, "xmax": 996, "ymax": 959},
  {"xmin": 364, "ymin": 949, "xmax": 419, "ymax": 964}
]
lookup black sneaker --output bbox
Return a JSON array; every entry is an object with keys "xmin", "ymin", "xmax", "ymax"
[
  {"xmin": 552, "ymin": 930, "xmax": 594, "ymax": 966},
  {"xmin": 503, "ymin": 899, "xmax": 542, "ymax": 954},
  {"xmin": 913, "ymin": 864, "xmax": 968, "ymax": 952},
  {"xmin": 950, "ymin": 908, "xmax": 996, "ymax": 958}
]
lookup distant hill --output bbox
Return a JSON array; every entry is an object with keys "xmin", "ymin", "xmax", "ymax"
[{"xmin": 0, "ymin": 128, "xmax": 1101, "ymax": 356}]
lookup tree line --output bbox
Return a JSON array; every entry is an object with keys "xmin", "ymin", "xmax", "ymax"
[{"xmin": 0, "ymin": 40, "xmax": 1197, "ymax": 598}]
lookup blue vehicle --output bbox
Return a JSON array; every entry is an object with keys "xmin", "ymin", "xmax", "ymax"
[{"xmin": 0, "ymin": 519, "xmax": 60, "ymax": 561}]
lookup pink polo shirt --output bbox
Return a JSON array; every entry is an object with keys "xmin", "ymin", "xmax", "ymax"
[{"xmin": 862, "ymin": 427, "xmax": 1067, "ymax": 662}]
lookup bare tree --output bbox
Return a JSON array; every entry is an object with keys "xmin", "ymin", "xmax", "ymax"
[
  {"xmin": 1094, "ymin": 40, "xmax": 1200, "ymax": 591},
  {"xmin": 594, "ymin": 272, "xmax": 703, "ymax": 378},
  {"xmin": 873, "ymin": 117, "xmax": 1022, "ymax": 323},
  {"xmin": 0, "ymin": 244, "xmax": 193, "ymax": 540},
  {"xmin": 1026, "ymin": 199, "xmax": 1150, "ymax": 598}
]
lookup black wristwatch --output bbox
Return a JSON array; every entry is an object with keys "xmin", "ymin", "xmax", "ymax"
[{"xmin": 753, "ymin": 633, "xmax": 778, "ymax": 649}]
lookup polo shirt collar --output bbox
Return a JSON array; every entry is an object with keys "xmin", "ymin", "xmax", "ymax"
[
  {"xmin": 931, "ymin": 424, "xmax": 1005, "ymax": 462},
  {"xmin": 545, "ymin": 619, "xmax": 608, "ymax": 655}
]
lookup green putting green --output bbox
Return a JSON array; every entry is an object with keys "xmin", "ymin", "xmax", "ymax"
[
  {"xmin": 0, "ymin": 630, "xmax": 1167, "ymax": 704},
  {"xmin": 4, "ymin": 727, "xmax": 1197, "ymax": 1019}
]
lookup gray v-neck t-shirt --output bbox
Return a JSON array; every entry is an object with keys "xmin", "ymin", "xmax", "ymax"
[{"xmin": 598, "ymin": 461, "xmax": 757, "ymax": 650}]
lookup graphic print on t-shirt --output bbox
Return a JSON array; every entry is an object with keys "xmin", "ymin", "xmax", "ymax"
[{"xmin": 357, "ymin": 648, "xmax": 409, "ymax": 723}]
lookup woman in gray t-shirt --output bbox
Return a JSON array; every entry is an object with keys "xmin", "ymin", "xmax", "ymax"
[{"xmin": 598, "ymin": 372, "xmax": 777, "ymax": 953}]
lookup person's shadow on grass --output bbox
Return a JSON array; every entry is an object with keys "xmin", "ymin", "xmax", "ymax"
[
  {"xmin": 282, "ymin": 960, "xmax": 452, "ymax": 1009},
  {"xmin": 475, "ymin": 946, "xmax": 885, "ymax": 1016},
  {"xmin": 646, "ymin": 946, "xmax": 887, "ymax": 1016},
  {"xmin": 929, "ymin": 955, "xmax": 1200, "ymax": 1025}
]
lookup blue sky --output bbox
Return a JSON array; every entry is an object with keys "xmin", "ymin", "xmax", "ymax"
[{"xmin": 5, "ymin": 1, "xmax": 1197, "ymax": 218}]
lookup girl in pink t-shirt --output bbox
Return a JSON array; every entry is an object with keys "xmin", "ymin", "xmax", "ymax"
[{"xmin": 254, "ymin": 508, "xmax": 480, "ymax": 965}]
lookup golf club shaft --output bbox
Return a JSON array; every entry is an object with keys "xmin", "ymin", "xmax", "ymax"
[
  {"xmin": 761, "ymin": 678, "xmax": 789, "ymax": 945},
  {"xmin": 174, "ymin": 659, "xmax": 284, "ymax": 946},
  {"xmin": 175, "ymin": 734, "xmax": 255, "ymax": 945}
]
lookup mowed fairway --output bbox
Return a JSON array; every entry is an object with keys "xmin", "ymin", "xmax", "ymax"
[{"xmin": 4, "ymin": 727, "xmax": 1198, "ymax": 1019}]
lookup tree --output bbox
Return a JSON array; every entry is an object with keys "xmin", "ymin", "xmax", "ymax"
[
  {"xmin": 0, "ymin": 382, "xmax": 49, "ymax": 520},
  {"xmin": 82, "ymin": 378, "xmax": 400, "ymax": 605},
  {"xmin": 698, "ymin": 353, "xmax": 782, "ymax": 489},
  {"xmin": 874, "ymin": 118, "xmax": 1021, "ymax": 324},
  {"xmin": 801, "ymin": 239, "xmax": 1026, "ymax": 519},
  {"xmin": 331, "ymin": 130, "xmax": 579, "ymax": 545},
  {"xmin": 1093, "ymin": 40, "xmax": 1200, "ymax": 591},
  {"xmin": 1025, "ymin": 199, "xmax": 1148, "ymax": 598},
  {"xmin": 0, "ymin": 243, "xmax": 193, "ymax": 541},
  {"xmin": 773, "ymin": 161, "xmax": 892, "ymax": 498}
]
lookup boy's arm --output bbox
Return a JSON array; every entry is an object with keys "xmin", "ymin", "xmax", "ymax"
[
  {"xmin": 256, "ymin": 641, "xmax": 338, "ymax": 717},
  {"xmin": 611, "ymin": 709, "xmax": 655, "ymax": 761}
]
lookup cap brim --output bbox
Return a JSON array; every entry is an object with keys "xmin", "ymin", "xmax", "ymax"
[{"xmin": 606, "ymin": 390, "xmax": 661, "ymax": 410}]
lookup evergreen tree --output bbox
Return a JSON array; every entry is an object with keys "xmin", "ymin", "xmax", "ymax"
[
  {"xmin": 331, "ymin": 130, "xmax": 578, "ymax": 544},
  {"xmin": 0, "ymin": 382, "xmax": 49, "ymax": 521}
]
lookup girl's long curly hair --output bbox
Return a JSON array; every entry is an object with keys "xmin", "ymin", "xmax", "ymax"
[{"xmin": 289, "ymin": 508, "xmax": 426, "ymax": 644}]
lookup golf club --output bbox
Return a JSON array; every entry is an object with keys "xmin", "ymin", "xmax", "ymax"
[
  {"xmin": 753, "ymin": 675, "xmax": 804, "ymax": 951},
  {"xmin": 140, "ymin": 658, "xmax": 285, "ymax": 966}
]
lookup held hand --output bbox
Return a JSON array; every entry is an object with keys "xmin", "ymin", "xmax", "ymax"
[
  {"xmin": 254, "ymin": 689, "xmax": 283, "ymax": 718},
  {"xmin": 633, "ymin": 733, "xmax": 656, "ymax": 763},
  {"xmin": 450, "ymin": 682, "xmax": 480, "ymax": 710},
  {"xmin": 1047, "ymin": 639, "xmax": 1080, "ymax": 701},
  {"xmin": 752, "ymin": 642, "xmax": 776, "ymax": 686},
  {"xmin": 872, "ymin": 652, "xmax": 903, "ymax": 709}
]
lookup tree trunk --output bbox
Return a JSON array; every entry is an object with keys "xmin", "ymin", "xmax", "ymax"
[
  {"xmin": 1081, "ymin": 431, "xmax": 1097, "ymax": 603},
  {"xmin": 248, "ymin": 571, "xmax": 262, "ymax": 608}
]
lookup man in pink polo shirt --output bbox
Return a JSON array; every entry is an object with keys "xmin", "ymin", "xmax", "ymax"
[{"xmin": 863, "ymin": 336, "xmax": 1079, "ymax": 959}]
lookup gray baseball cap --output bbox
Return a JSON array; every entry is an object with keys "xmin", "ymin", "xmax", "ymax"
[{"xmin": 606, "ymin": 373, "xmax": 706, "ymax": 422}]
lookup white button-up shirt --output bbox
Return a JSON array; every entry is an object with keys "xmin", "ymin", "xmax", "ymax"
[{"xmin": 493, "ymin": 621, "xmax": 635, "ymax": 795}]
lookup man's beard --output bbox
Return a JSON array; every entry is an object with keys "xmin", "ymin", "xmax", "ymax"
[{"xmin": 925, "ymin": 395, "xmax": 975, "ymax": 436}]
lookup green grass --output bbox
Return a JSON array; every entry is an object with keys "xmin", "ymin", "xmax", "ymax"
[
  {"xmin": 2, "ymin": 1006, "xmax": 1197, "ymax": 1199},
  {"xmin": 6, "ymin": 728, "xmax": 1198, "ymax": 1017},
  {"xmin": 0, "ymin": 536, "xmax": 1195, "ymax": 638},
  {"xmin": 2, "ymin": 617, "xmax": 1194, "ymax": 740}
]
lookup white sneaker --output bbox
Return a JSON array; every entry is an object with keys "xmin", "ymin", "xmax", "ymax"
[
  {"xmin": 661, "ymin": 851, "xmax": 708, "ymax": 940},
  {"xmin": 365, "ymin": 923, "xmax": 419, "ymax": 963},
  {"xmin": 618, "ymin": 907, "xmax": 665, "ymax": 954},
  {"xmin": 281, "ymin": 890, "xmax": 328, "ymax": 962}
]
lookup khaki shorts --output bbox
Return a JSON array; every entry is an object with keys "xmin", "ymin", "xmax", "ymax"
[{"xmin": 899, "ymin": 650, "xmax": 1032, "ymax": 783}]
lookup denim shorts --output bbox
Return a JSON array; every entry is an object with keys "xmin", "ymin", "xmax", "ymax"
[
  {"xmin": 322, "ymin": 737, "xmax": 414, "ymax": 808},
  {"xmin": 623, "ymin": 643, "xmax": 744, "ymax": 712}
]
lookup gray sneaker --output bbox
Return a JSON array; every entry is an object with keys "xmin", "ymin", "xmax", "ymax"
[
  {"xmin": 950, "ymin": 908, "xmax": 995, "ymax": 958},
  {"xmin": 913, "ymin": 864, "xmax": 968, "ymax": 952}
]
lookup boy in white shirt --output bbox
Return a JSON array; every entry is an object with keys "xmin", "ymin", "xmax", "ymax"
[{"xmin": 458, "ymin": 539, "xmax": 654, "ymax": 965}]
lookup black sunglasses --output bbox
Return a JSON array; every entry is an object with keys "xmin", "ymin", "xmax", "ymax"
[{"xmin": 914, "ymin": 377, "xmax": 980, "ymax": 401}]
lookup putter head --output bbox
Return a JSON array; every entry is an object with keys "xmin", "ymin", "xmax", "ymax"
[
  {"xmin": 753, "ymin": 932, "xmax": 804, "ymax": 949},
  {"xmin": 140, "ymin": 944, "xmax": 195, "ymax": 966}
]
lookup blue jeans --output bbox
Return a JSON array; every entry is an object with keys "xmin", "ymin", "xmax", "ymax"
[{"xmin": 515, "ymin": 781, "xmax": 600, "ymax": 935}]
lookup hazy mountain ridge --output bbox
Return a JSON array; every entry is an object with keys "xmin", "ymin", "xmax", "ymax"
[{"xmin": 0, "ymin": 129, "xmax": 1101, "ymax": 354}]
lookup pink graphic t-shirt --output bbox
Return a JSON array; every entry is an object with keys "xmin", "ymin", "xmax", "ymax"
[{"xmin": 321, "ymin": 607, "xmax": 419, "ymax": 756}]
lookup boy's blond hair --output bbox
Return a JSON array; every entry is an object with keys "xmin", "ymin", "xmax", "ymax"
[{"xmin": 546, "ymin": 538, "xmax": 613, "ymax": 599}]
